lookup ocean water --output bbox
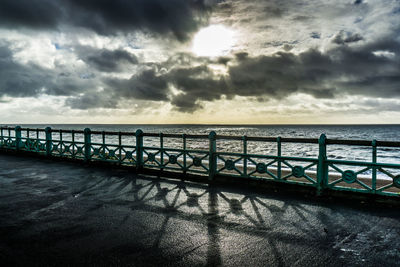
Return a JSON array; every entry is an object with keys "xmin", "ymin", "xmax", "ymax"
[{"xmin": 8, "ymin": 124, "xmax": 400, "ymax": 165}]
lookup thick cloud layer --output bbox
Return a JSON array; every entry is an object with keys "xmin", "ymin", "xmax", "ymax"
[
  {"xmin": 116, "ymin": 38, "xmax": 398, "ymax": 112},
  {"xmin": 0, "ymin": 0, "xmax": 62, "ymax": 30},
  {"xmin": 0, "ymin": 0, "xmax": 212, "ymax": 41},
  {"xmin": 332, "ymin": 31, "xmax": 363, "ymax": 45},
  {"xmin": 1, "ymin": 33, "xmax": 399, "ymax": 113},
  {"xmin": 77, "ymin": 47, "xmax": 138, "ymax": 72},
  {"xmin": 107, "ymin": 69, "xmax": 169, "ymax": 101}
]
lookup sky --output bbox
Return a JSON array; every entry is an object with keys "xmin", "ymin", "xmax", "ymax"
[{"xmin": 0, "ymin": 0, "xmax": 400, "ymax": 124}]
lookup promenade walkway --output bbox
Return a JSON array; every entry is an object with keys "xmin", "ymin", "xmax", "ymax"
[{"xmin": 0, "ymin": 154, "xmax": 399, "ymax": 266}]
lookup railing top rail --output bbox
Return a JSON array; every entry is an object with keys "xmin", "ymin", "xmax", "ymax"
[
  {"xmin": 326, "ymin": 139, "xmax": 400, "ymax": 147},
  {"xmin": 52, "ymin": 129, "xmax": 84, "ymax": 134},
  {"xmin": 1, "ymin": 127, "xmax": 47, "ymax": 132},
  {"xmin": 20, "ymin": 128, "xmax": 46, "ymax": 132},
  {"xmin": 90, "ymin": 130, "xmax": 129, "ymax": 135},
  {"xmin": 246, "ymin": 136, "xmax": 319, "ymax": 143},
  {"xmin": 143, "ymin": 133, "xmax": 208, "ymax": 139}
]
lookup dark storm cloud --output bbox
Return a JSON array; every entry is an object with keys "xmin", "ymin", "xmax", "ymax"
[
  {"xmin": 282, "ymin": 44, "xmax": 294, "ymax": 51},
  {"xmin": 310, "ymin": 32, "xmax": 321, "ymax": 39},
  {"xmin": 67, "ymin": 0, "xmax": 212, "ymax": 41},
  {"xmin": 293, "ymin": 15, "xmax": 313, "ymax": 21},
  {"xmin": 171, "ymin": 94, "xmax": 204, "ymax": 113},
  {"xmin": 225, "ymin": 39, "xmax": 399, "ymax": 100},
  {"xmin": 230, "ymin": 40, "xmax": 399, "ymax": 99},
  {"xmin": 166, "ymin": 65, "xmax": 229, "ymax": 111},
  {"xmin": 78, "ymin": 47, "xmax": 138, "ymax": 72},
  {"xmin": 340, "ymin": 76, "xmax": 400, "ymax": 97},
  {"xmin": 235, "ymin": 52, "xmax": 249, "ymax": 60},
  {"xmin": 106, "ymin": 69, "xmax": 169, "ymax": 101},
  {"xmin": 0, "ymin": 0, "xmax": 214, "ymax": 41},
  {"xmin": 332, "ymin": 31, "xmax": 363, "ymax": 45},
  {"xmin": 0, "ymin": 0, "xmax": 62, "ymax": 30},
  {"xmin": 227, "ymin": 49, "xmax": 336, "ymax": 99}
]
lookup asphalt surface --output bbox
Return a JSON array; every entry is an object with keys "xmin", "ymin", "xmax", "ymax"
[{"xmin": 0, "ymin": 154, "xmax": 399, "ymax": 266}]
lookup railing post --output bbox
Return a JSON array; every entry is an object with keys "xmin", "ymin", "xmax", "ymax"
[
  {"xmin": 183, "ymin": 134, "xmax": 187, "ymax": 174},
  {"xmin": 372, "ymin": 139, "xmax": 377, "ymax": 193},
  {"xmin": 0, "ymin": 127, "xmax": 3, "ymax": 146},
  {"xmin": 71, "ymin": 130, "xmax": 75, "ymax": 157},
  {"xmin": 59, "ymin": 129, "xmax": 63, "ymax": 157},
  {"xmin": 45, "ymin": 127, "xmax": 52, "ymax": 156},
  {"xmin": 208, "ymin": 131, "xmax": 217, "ymax": 181},
  {"xmin": 136, "ymin": 129, "xmax": 143, "ymax": 171},
  {"xmin": 15, "ymin": 126, "xmax": 21, "ymax": 150},
  {"xmin": 102, "ymin": 131, "xmax": 106, "ymax": 156},
  {"xmin": 317, "ymin": 134, "xmax": 327, "ymax": 196},
  {"xmin": 118, "ymin": 131, "xmax": 122, "ymax": 163},
  {"xmin": 242, "ymin": 135, "xmax": 247, "ymax": 177},
  {"xmin": 277, "ymin": 137, "xmax": 282, "ymax": 179},
  {"xmin": 84, "ymin": 128, "xmax": 91, "ymax": 162},
  {"xmin": 160, "ymin": 133, "xmax": 164, "ymax": 170}
]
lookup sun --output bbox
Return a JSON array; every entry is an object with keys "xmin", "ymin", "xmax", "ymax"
[{"xmin": 192, "ymin": 25, "xmax": 235, "ymax": 57}]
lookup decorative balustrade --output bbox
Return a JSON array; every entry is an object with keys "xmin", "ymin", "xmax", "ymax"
[{"xmin": 1, "ymin": 126, "xmax": 399, "ymax": 198}]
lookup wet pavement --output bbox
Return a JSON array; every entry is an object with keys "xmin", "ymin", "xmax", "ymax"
[{"xmin": 0, "ymin": 153, "xmax": 399, "ymax": 266}]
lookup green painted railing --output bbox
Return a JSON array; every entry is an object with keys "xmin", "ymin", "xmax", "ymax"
[{"xmin": 1, "ymin": 126, "xmax": 400, "ymax": 197}]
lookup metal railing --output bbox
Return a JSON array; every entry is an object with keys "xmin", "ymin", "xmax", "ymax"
[{"xmin": 1, "ymin": 126, "xmax": 399, "ymax": 197}]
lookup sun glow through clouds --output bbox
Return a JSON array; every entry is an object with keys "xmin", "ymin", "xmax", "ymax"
[{"xmin": 192, "ymin": 25, "xmax": 235, "ymax": 57}]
